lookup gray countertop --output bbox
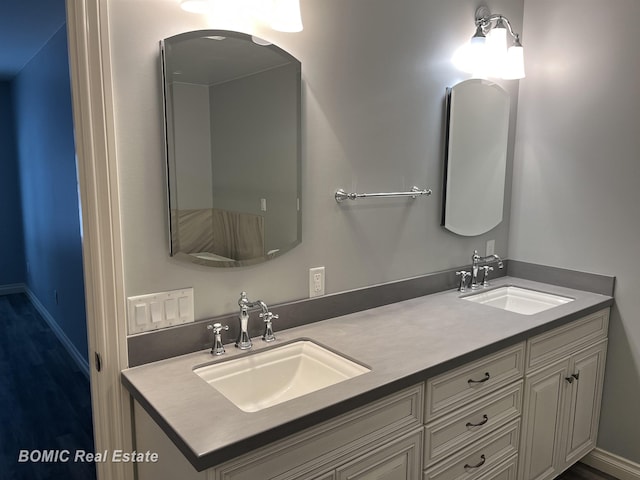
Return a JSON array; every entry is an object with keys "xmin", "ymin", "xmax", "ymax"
[{"xmin": 121, "ymin": 276, "xmax": 613, "ymax": 472}]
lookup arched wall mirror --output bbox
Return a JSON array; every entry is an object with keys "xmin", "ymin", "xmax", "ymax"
[
  {"xmin": 441, "ymin": 79, "xmax": 510, "ymax": 236},
  {"xmin": 161, "ymin": 30, "xmax": 302, "ymax": 267}
]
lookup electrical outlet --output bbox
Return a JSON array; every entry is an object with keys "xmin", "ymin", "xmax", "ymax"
[
  {"xmin": 309, "ymin": 267, "xmax": 325, "ymax": 297},
  {"xmin": 486, "ymin": 239, "xmax": 495, "ymax": 256}
]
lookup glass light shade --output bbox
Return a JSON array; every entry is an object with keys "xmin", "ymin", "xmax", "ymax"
[
  {"xmin": 452, "ymin": 37, "xmax": 487, "ymax": 75},
  {"xmin": 270, "ymin": 0, "xmax": 303, "ymax": 32},
  {"xmin": 502, "ymin": 45, "xmax": 525, "ymax": 79},
  {"xmin": 486, "ymin": 26, "xmax": 507, "ymax": 77},
  {"xmin": 207, "ymin": 0, "xmax": 253, "ymax": 32},
  {"xmin": 486, "ymin": 26, "xmax": 507, "ymax": 54},
  {"xmin": 180, "ymin": 0, "xmax": 209, "ymax": 13}
]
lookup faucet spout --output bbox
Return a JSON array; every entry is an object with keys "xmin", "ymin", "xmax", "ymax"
[
  {"xmin": 235, "ymin": 292, "xmax": 278, "ymax": 349},
  {"xmin": 470, "ymin": 250, "xmax": 503, "ymax": 289},
  {"xmin": 236, "ymin": 292, "xmax": 253, "ymax": 350},
  {"xmin": 487, "ymin": 254, "xmax": 503, "ymax": 269}
]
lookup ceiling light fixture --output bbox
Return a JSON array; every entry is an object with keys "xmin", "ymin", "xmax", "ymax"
[
  {"xmin": 453, "ymin": 6, "xmax": 525, "ymax": 80},
  {"xmin": 180, "ymin": 0, "xmax": 209, "ymax": 14},
  {"xmin": 270, "ymin": 0, "xmax": 303, "ymax": 32},
  {"xmin": 179, "ymin": 0, "xmax": 303, "ymax": 33}
]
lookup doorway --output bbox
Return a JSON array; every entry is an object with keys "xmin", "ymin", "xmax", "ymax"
[{"xmin": 0, "ymin": 2, "xmax": 96, "ymax": 478}]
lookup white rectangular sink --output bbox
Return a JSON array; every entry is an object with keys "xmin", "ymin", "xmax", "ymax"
[
  {"xmin": 193, "ymin": 340, "xmax": 370, "ymax": 412},
  {"xmin": 463, "ymin": 286, "xmax": 573, "ymax": 315}
]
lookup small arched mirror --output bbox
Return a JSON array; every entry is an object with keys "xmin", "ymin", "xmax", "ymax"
[
  {"xmin": 441, "ymin": 79, "xmax": 510, "ymax": 236},
  {"xmin": 161, "ymin": 30, "xmax": 302, "ymax": 267}
]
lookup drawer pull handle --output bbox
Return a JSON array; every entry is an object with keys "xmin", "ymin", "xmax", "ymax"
[
  {"xmin": 464, "ymin": 454, "xmax": 486, "ymax": 470},
  {"xmin": 468, "ymin": 372, "xmax": 491, "ymax": 384},
  {"xmin": 466, "ymin": 414, "xmax": 489, "ymax": 428}
]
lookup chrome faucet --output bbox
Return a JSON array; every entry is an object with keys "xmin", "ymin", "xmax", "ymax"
[
  {"xmin": 236, "ymin": 292, "xmax": 279, "ymax": 349},
  {"xmin": 207, "ymin": 323, "xmax": 229, "ymax": 356},
  {"xmin": 456, "ymin": 270, "xmax": 471, "ymax": 292},
  {"xmin": 471, "ymin": 250, "xmax": 503, "ymax": 289}
]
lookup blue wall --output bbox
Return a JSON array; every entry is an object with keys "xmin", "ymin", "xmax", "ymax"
[
  {"xmin": 0, "ymin": 81, "xmax": 26, "ymax": 286},
  {"xmin": 13, "ymin": 25, "xmax": 88, "ymax": 359}
]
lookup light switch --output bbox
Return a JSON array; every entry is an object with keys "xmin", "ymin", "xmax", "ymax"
[
  {"xmin": 165, "ymin": 298, "xmax": 178, "ymax": 321},
  {"xmin": 127, "ymin": 287, "xmax": 194, "ymax": 335},
  {"xmin": 150, "ymin": 302, "xmax": 163, "ymax": 323},
  {"xmin": 179, "ymin": 295, "xmax": 191, "ymax": 320},
  {"xmin": 134, "ymin": 304, "xmax": 147, "ymax": 326}
]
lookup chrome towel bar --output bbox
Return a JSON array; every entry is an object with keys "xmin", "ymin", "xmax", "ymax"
[{"xmin": 335, "ymin": 186, "xmax": 432, "ymax": 203}]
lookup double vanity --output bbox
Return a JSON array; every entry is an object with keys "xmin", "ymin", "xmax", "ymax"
[
  {"xmin": 132, "ymin": 22, "xmax": 617, "ymax": 480},
  {"xmin": 122, "ymin": 275, "xmax": 612, "ymax": 480}
]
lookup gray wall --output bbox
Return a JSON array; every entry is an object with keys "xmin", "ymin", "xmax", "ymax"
[
  {"xmin": 511, "ymin": 0, "xmax": 640, "ymax": 463},
  {"xmin": 210, "ymin": 64, "xmax": 299, "ymax": 252},
  {"xmin": 106, "ymin": 0, "xmax": 640, "ymax": 466},
  {"xmin": 172, "ymin": 82, "xmax": 213, "ymax": 209},
  {"xmin": 108, "ymin": 0, "xmax": 522, "ymax": 318}
]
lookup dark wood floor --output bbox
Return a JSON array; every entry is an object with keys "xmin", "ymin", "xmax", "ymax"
[
  {"xmin": 559, "ymin": 463, "xmax": 619, "ymax": 480},
  {"xmin": 0, "ymin": 293, "xmax": 96, "ymax": 480}
]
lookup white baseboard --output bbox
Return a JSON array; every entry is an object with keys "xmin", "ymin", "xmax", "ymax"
[
  {"xmin": 582, "ymin": 448, "xmax": 640, "ymax": 480},
  {"xmin": 0, "ymin": 283, "xmax": 27, "ymax": 295},
  {"xmin": 24, "ymin": 289, "xmax": 90, "ymax": 379}
]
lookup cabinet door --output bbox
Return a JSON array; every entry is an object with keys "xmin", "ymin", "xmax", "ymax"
[
  {"xmin": 214, "ymin": 385, "xmax": 423, "ymax": 480},
  {"xmin": 518, "ymin": 359, "xmax": 570, "ymax": 480},
  {"xmin": 310, "ymin": 472, "xmax": 336, "ymax": 480},
  {"xmin": 336, "ymin": 429, "xmax": 422, "ymax": 480},
  {"xmin": 562, "ymin": 340, "xmax": 607, "ymax": 467}
]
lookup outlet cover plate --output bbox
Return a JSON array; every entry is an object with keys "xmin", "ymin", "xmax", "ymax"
[{"xmin": 309, "ymin": 267, "xmax": 325, "ymax": 297}]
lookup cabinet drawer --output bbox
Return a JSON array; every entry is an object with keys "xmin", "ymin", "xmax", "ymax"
[
  {"xmin": 213, "ymin": 384, "xmax": 423, "ymax": 480},
  {"xmin": 475, "ymin": 455, "xmax": 518, "ymax": 480},
  {"xmin": 526, "ymin": 309, "xmax": 609, "ymax": 371},
  {"xmin": 425, "ymin": 343, "xmax": 525, "ymax": 421},
  {"xmin": 423, "ymin": 419, "xmax": 520, "ymax": 480},
  {"xmin": 425, "ymin": 382, "xmax": 523, "ymax": 467}
]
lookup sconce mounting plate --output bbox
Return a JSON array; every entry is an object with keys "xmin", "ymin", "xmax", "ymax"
[{"xmin": 475, "ymin": 6, "xmax": 491, "ymax": 22}]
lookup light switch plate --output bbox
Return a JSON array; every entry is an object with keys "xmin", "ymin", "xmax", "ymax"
[{"xmin": 127, "ymin": 288, "xmax": 194, "ymax": 335}]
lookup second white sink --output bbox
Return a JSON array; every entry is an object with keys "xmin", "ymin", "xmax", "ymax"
[
  {"xmin": 463, "ymin": 286, "xmax": 573, "ymax": 315},
  {"xmin": 194, "ymin": 340, "xmax": 370, "ymax": 412}
]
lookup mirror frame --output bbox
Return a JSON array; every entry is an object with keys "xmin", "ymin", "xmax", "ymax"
[{"xmin": 160, "ymin": 30, "xmax": 302, "ymax": 267}]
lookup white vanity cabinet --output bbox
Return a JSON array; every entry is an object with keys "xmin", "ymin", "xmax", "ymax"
[
  {"xmin": 131, "ymin": 305, "xmax": 610, "ymax": 480},
  {"xmin": 135, "ymin": 384, "xmax": 424, "ymax": 480},
  {"xmin": 423, "ymin": 343, "xmax": 526, "ymax": 480},
  {"xmin": 518, "ymin": 309, "xmax": 609, "ymax": 480}
]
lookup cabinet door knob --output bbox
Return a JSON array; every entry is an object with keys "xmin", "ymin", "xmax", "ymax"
[
  {"xmin": 464, "ymin": 454, "xmax": 486, "ymax": 469},
  {"xmin": 468, "ymin": 372, "xmax": 491, "ymax": 384},
  {"xmin": 565, "ymin": 376, "xmax": 574, "ymax": 384},
  {"xmin": 572, "ymin": 373, "xmax": 580, "ymax": 380},
  {"xmin": 466, "ymin": 414, "xmax": 489, "ymax": 428}
]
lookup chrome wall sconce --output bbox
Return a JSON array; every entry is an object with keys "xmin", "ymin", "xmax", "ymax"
[
  {"xmin": 180, "ymin": 0, "xmax": 303, "ymax": 33},
  {"xmin": 453, "ymin": 6, "xmax": 525, "ymax": 80}
]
